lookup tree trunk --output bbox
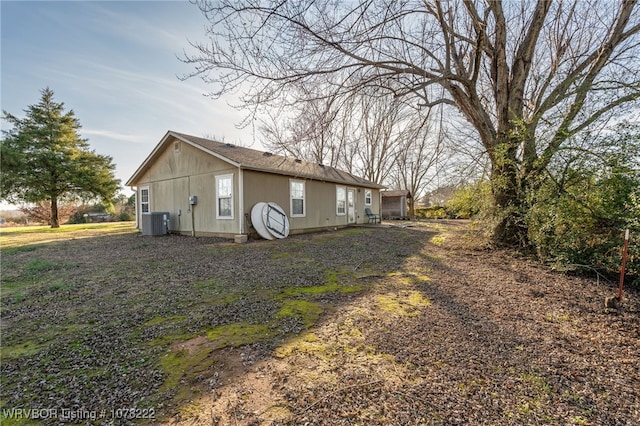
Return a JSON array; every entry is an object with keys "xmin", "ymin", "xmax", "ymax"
[
  {"xmin": 50, "ymin": 197, "xmax": 60, "ymax": 228},
  {"xmin": 408, "ymin": 196, "xmax": 415, "ymax": 219},
  {"xmin": 492, "ymin": 190, "xmax": 528, "ymax": 247},
  {"xmin": 490, "ymin": 144, "xmax": 528, "ymax": 247}
]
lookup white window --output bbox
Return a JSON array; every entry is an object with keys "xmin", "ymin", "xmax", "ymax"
[
  {"xmin": 216, "ymin": 174, "xmax": 233, "ymax": 219},
  {"xmin": 290, "ymin": 180, "xmax": 305, "ymax": 217},
  {"xmin": 336, "ymin": 186, "xmax": 346, "ymax": 215},
  {"xmin": 364, "ymin": 189, "xmax": 372, "ymax": 206},
  {"xmin": 140, "ymin": 187, "xmax": 150, "ymax": 213}
]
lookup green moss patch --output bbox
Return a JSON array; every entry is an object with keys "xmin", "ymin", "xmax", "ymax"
[
  {"xmin": 386, "ymin": 271, "xmax": 432, "ymax": 286},
  {"xmin": 206, "ymin": 322, "xmax": 275, "ymax": 347},
  {"xmin": 148, "ymin": 333, "xmax": 198, "ymax": 349},
  {"xmin": 276, "ymin": 300, "xmax": 323, "ymax": 328},
  {"xmin": 377, "ymin": 290, "xmax": 430, "ymax": 316},
  {"xmin": 275, "ymin": 332, "xmax": 334, "ymax": 359},
  {"xmin": 158, "ymin": 346, "xmax": 217, "ymax": 405},
  {"xmin": 281, "ymin": 271, "xmax": 363, "ymax": 298}
]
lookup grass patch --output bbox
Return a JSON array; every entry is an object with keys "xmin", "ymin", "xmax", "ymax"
[
  {"xmin": 1, "ymin": 281, "xmax": 26, "ymax": 299},
  {"xmin": 505, "ymin": 372, "xmax": 554, "ymax": 421},
  {"xmin": 0, "ymin": 222, "xmax": 136, "ymax": 250},
  {"xmin": 193, "ymin": 279, "xmax": 246, "ymax": 305},
  {"xmin": 1, "ymin": 340, "xmax": 50, "ymax": 360},
  {"xmin": 1, "ymin": 244, "xmax": 44, "ymax": 255},
  {"xmin": 340, "ymin": 228, "xmax": 372, "ymax": 236},
  {"xmin": 143, "ymin": 315, "xmax": 187, "ymax": 328},
  {"xmin": 430, "ymin": 235, "xmax": 446, "ymax": 246},
  {"xmin": 195, "ymin": 278, "xmax": 221, "ymax": 290},
  {"xmin": 0, "ymin": 412, "xmax": 32, "ymax": 426},
  {"xmin": 47, "ymin": 279, "xmax": 76, "ymax": 293},
  {"xmin": 25, "ymin": 259, "xmax": 64, "ymax": 274},
  {"xmin": 1, "ymin": 324, "xmax": 89, "ymax": 361},
  {"xmin": 521, "ymin": 372, "xmax": 552, "ymax": 394},
  {"xmin": 0, "ymin": 222, "xmax": 134, "ymax": 235}
]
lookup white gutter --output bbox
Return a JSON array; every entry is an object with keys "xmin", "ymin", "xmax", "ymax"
[{"xmin": 238, "ymin": 168, "xmax": 245, "ymax": 234}]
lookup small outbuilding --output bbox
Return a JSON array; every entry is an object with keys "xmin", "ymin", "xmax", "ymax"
[
  {"xmin": 381, "ymin": 190, "xmax": 412, "ymax": 220},
  {"xmin": 126, "ymin": 131, "xmax": 384, "ymax": 239}
]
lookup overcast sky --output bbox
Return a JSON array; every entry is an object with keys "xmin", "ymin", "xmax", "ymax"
[{"xmin": 1, "ymin": 0, "xmax": 258, "ymax": 207}]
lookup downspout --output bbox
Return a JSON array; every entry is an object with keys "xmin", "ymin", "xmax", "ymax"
[
  {"xmin": 238, "ymin": 167, "xmax": 245, "ymax": 234},
  {"xmin": 133, "ymin": 186, "xmax": 139, "ymax": 229}
]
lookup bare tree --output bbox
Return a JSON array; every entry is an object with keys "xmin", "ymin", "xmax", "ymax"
[
  {"xmin": 351, "ymin": 88, "xmax": 405, "ymax": 184},
  {"xmin": 391, "ymin": 104, "xmax": 449, "ymax": 217},
  {"xmin": 259, "ymin": 85, "xmax": 343, "ymax": 166},
  {"xmin": 183, "ymin": 0, "xmax": 640, "ymax": 245},
  {"xmin": 260, "ymin": 85, "xmax": 409, "ymax": 184}
]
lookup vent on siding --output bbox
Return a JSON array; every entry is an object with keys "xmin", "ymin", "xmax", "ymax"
[{"xmin": 174, "ymin": 142, "xmax": 181, "ymax": 153}]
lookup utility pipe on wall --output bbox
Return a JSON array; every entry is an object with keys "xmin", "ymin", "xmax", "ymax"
[{"xmin": 191, "ymin": 206, "xmax": 195, "ymax": 237}]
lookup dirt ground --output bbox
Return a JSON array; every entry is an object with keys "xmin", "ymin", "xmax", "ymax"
[
  {"xmin": 165, "ymin": 221, "xmax": 639, "ymax": 426},
  {"xmin": 1, "ymin": 220, "xmax": 638, "ymax": 425}
]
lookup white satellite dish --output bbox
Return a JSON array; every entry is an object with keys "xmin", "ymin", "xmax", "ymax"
[
  {"xmin": 251, "ymin": 202, "xmax": 274, "ymax": 240},
  {"xmin": 262, "ymin": 202, "xmax": 290, "ymax": 239}
]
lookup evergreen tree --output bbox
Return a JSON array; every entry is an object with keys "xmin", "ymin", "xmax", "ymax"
[{"xmin": 1, "ymin": 88, "xmax": 119, "ymax": 228}]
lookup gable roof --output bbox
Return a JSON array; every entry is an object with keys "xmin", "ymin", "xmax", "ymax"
[
  {"xmin": 382, "ymin": 190, "xmax": 412, "ymax": 198},
  {"xmin": 126, "ymin": 130, "xmax": 385, "ymax": 189}
]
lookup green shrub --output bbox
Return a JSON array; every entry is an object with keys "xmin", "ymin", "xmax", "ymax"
[
  {"xmin": 527, "ymin": 164, "xmax": 639, "ymax": 286},
  {"xmin": 415, "ymin": 206, "xmax": 447, "ymax": 219},
  {"xmin": 445, "ymin": 180, "xmax": 491, "ymax": 219},
  {"xmin": 118, "ymin": 211, "xmax": 133, "ymax": 221}
]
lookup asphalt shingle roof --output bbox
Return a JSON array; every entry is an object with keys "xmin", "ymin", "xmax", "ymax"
[{"xmin": 127, "ymin": 131, "xmax": 384, "ymax": 189}]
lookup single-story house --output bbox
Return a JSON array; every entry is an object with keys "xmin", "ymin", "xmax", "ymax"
[
  {"xmin": 126, "ymin": 131, "xmax": 384, "ymax": 238},
  {"xmin": 381, "ymin": 190, "xmax": 412, "ymax": 219}
]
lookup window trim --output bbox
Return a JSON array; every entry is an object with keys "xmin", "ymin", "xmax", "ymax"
[
  {"xmin": 336, "ymin": 185, "xmax": 346, "ymax": 216},
  {"xmin": 140, "ymin": 186, "xmax": 150, "ymax": 214},
  {"xmin": 364, "ymin": 189, "xmax": 372, "ymax": 206},
  {"xmin": 290, "ymin": 179, "xmax": 306, "ymax": 218},
  {"xmin": 215, "ymin": 174, "xmax": 234, "ymax": 219}
]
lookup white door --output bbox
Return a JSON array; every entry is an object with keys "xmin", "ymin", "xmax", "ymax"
[{"xmin": 347, "ymin": 189, "xmax": 356, "ymax": 224}]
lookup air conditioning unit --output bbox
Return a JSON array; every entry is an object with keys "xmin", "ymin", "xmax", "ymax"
[{"xmin": 141, "ymin": 212, "xmax": 170, "ymax": 236}]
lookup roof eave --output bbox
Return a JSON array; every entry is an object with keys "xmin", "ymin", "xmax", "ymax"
[{"xmin": 239, "ymin": 164, "xmax": 385, "ymax": 189}]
